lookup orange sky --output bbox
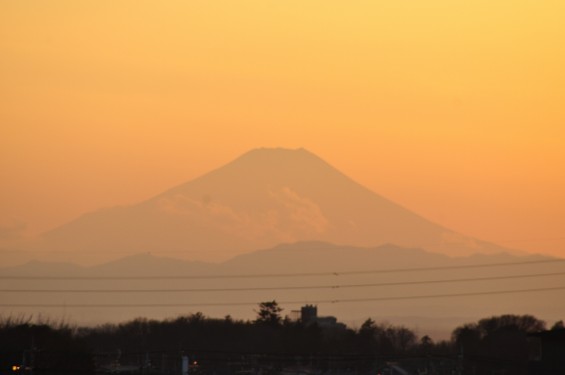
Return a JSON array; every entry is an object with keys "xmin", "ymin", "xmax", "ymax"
[{"xmin": 1, "ymin": 1, "xmax": 564, "ymax": 257}]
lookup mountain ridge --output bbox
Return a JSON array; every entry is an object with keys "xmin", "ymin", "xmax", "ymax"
[{"xmin": 0, "ymin": 241, "xmax": 559, "ymax": 340}]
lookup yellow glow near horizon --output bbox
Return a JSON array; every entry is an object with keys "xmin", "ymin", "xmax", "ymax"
[{"xmin": 1, "ymin": 1, "xmax": 564, "ymax": 256}]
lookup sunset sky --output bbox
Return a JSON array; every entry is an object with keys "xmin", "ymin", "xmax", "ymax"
[{"xmin": 1, "ymin": 1, "xmax": 564, "ymax": 257}]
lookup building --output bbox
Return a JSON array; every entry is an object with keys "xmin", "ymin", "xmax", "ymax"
[{"xmin": 290, "ymin": 305, "xmax": 346, "ymax": 330}]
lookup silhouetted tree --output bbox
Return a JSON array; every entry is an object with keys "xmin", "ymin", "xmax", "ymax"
[
  {"xmin": 451, "ymin": 314, "xmax": 546, "ymax": 375},
  {"xmin": 357, "ymin": 318, "xmax": 378, "ymax": 356},
  {"xmin": 255, "ymin": 300, "xmax": 283, "ymax": 326},
  {"xmin": 420, "ymin": 335, "xmax": 433, "ymax": 354},
  {"xmin": 360, "ymin": 318, "xmax": 377, "ymax": 335}
]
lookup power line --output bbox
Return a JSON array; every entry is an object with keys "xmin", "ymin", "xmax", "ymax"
[
  {"xmin": 1, "ymin": 270, "xmax": 564, "ymax": 293},
  {"xmin": 1, "ymin": 258, "xmax": 563, "ymax": 280},
  {"xmin": 1, "ymin": 286, "xmax": 564, "ymax": 308}
]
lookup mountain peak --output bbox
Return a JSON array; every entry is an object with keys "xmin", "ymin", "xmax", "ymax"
[
  {"xmin": 242, "ymin": 147, "xmax": 311, "ymax": 156},
  {"xmin": 225, "ymin": 147, "xmax": 330, "ymax": 172},
  {"xmin": 35, "ymin": 148, "xmax": 512, "ymax": 265}
]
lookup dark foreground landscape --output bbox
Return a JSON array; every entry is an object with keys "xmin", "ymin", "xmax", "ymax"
[{"xmin": 2, "ymin": 303, "xmax": 564, "ymax": 375}]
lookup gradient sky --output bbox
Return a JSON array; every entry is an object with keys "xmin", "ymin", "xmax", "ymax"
[{"xmin": 1, "ymin": 1, "xmax": 564, "ymax": 257}]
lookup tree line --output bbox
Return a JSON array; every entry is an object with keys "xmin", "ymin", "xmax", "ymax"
[{"xmin": 0, "ymin": 301, "xmax": 562, "ymax": 374}]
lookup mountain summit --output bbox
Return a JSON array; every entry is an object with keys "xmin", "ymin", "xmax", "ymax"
[{"xmin": 37, "ymin": 148, "xmax": 508, "ymax": 263}]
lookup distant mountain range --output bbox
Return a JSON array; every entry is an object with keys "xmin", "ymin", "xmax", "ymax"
[
  {"xmin": 15, "ymin": 148, "xmax": 516, "ymax": 265},
  {"xmin": 1, "ymin": 241, "xmax": 562, "ymax": 339}
]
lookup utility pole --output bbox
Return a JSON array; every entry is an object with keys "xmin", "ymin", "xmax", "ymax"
[{"xmin": 181, "ymin": 355, "xmax": 189, "ymax": 375}]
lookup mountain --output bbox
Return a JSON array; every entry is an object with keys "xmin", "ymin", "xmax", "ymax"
[
  {"xmin": 24, "ymin": 148, "xmax": 511, "ymax": 264},
  {"xmin": 0, "ymin": 242, "xmax": 560, "ymax": 339}
]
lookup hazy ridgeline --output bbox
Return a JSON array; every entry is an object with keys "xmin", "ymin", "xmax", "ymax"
[{"xmin": 2, "ymin": 241, "xmax": 564, "ymax": 339}]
